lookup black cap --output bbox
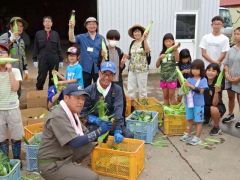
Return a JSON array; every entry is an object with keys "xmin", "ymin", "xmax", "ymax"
[{"xmin": 63, "ymin": 84, "xmax": 89, "ymax": 97}]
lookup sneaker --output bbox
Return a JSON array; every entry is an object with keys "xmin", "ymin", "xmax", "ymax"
[
  {"xmin": 188, "ymin": 136, "xmax": 202, "ymax": 145},
  {"xmin": 222, "ymin": 114, "xmax": 235, "ymax": 124},
  {"xmin": 180, "ymin": 133, "xmax": 192, "ymax": 142},
  {"xmin": 210, "ymin": 127, "xmax": 222, "ymax": 136},
  {"xmin": 235, "ymin": 122, "xmax": 240, "ymax": 128}
]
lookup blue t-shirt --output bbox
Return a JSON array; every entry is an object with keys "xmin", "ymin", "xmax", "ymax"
[
  {"xmin": 65, "ymin": 63, "xmax": 84, "ymax": 88},
  {"xmin": 76, "ymin": 33, "xmax": 102, "ymax": 73},
  {"xmin": 186, "ymin": 77, "xmax": 208, "ymax": 106}
]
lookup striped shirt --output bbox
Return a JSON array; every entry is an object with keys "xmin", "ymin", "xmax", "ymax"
[{"xmin": 0, "ymin": 68, "xmax": 22, "ymax": 110}]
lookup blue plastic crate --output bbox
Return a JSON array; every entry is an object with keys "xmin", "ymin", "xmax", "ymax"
[
  {"xmin": 126, "ymin": 110, "xmax": 158, "ymax": 143},
  {"xmin": 25, "ymin": 133, "xmax": 42, "ymax": 171},
  {"xmin": 0, "ymin": 159, "xmax": 21, "ymax": 180}
]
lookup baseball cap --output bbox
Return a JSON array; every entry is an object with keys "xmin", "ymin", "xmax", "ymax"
[
  {"xmin": 84, "ymin": 17, "xmax": 98, "ymax": 27},
  {"xmin": 0, "ymin": 43, "xmax": 9, "ymax": 51},
  {"xmin": 66, "ymin": 46, "xmax": 79, "ymax": 55},
  {"xmin": 101, "ymin": 61, "xmax": 116, "ymax": 74},
  {"xmin": 63, "ymin": 84, "xmax": 89, "ymax": 97}
]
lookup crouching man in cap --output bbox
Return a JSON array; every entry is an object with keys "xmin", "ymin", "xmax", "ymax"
[
  {"xmin": 82, "ymin": 61, "xmax": 133, "ymax": 144},
  {"xmin": 38, "ymin": 84, "xmax": 112, "ymax": 180}
]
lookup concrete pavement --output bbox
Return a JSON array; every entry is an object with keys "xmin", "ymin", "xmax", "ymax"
[{"xmin": 20, "ymin": 65, "xmax": 240, "ymax": 180}]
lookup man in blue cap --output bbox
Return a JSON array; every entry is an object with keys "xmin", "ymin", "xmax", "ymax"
[
  {"xmin": 82, "ymin": 61, "xmax": 132, "ymax": 144},
  {"xmin": 38, "ymin": 84, "xmax": 111, "ymax": 180}
]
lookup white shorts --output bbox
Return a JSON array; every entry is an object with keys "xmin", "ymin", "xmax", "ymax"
[{"xmin": 0, "ymin": 108, "xmax": 24, "ymax": 141}]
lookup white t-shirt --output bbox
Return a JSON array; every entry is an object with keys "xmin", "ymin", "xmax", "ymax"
[
  {"xmin": 199, "ymin": 33, "xmax": 230, "ymax": 68},
  {"xmin": 0, "ymin": 68, "xmax": 22, "ymax": 110}
]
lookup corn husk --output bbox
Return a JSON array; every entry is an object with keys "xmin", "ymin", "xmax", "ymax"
[
  {"xmin": 165, "ymin": 42, "xmax": 181, "ymax": 54},
  {"xmin": 12, "ymin": 20, "xmax": 18, "ymax": 33},
  {"xmin": 70, "ymin": 10, "xmax": 75, "ymax": 23},
  {"xmin": 215, "ymin": 70, "xmax": 224, "ymax": 88},
  {"xmin": 101, "ymin": 39, "xmax": 108, "ymax": 60},
  {"xmin": 176, "ymin": 66, "xmax": 189, "ymax": 95},
  {"xmin": 144, "ymin": 21, "xmax": 153, "ymax": 33}
]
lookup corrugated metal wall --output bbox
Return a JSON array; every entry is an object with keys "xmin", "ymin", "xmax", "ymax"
[{"xmin": 98, "ymin": 0, "xmax": 219, "ymax": 70}]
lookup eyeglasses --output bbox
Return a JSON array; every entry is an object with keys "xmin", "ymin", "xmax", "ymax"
[{"xmin": 0, "ymin": 50, "xmax": 8, "ymax": 55}]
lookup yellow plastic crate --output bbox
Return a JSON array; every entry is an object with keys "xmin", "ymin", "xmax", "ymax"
[
  {"xmin": 134, "ymin": 97, "xmax": 163, "ymax": 121},
  {"xmin": 92, "ymin": 136, "xmax": 144, "ymax": 180},
  {"xmin": 163, "ymin": 114, "xmax": 187, "ymax": 135},
  {"xmin": 24, "ymin": 122, "xmax": 44, "ymax": 140}
]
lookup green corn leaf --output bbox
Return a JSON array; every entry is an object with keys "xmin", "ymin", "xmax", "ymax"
[
  {"xmin": 205, "ymin": 137, "xmax": 220, "ymax": 143},
  {"xmin": 98, "ymin": 131, "xmax": 109, "ymax": 144},
  {"xmin": 23, "ymin": 136, "xmax": 29, "ymax": 145}
]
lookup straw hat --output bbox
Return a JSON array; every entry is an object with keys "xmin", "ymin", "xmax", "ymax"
[{"xmin": 128, "ymin": 24, "xmax": 145, "ymax": 39}]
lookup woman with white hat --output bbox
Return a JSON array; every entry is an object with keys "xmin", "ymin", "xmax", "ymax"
[{"xmin": 127, "ymin": 24, "xmax": 151, "ymax": 100}]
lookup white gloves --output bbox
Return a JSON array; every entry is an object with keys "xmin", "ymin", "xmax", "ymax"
[
  {"xmin": 59, "ymin": 62, "xmax": 64, "ymax": 68},
  {"xmin": 10, "ymin": 33, "xmax": 17, "ymax": 42},
  {"xmin": 10, "ymin": 32, "xmax": 20, "ymax": 42},
  {"xmin": 33, "ymin": 62, "xmax": 38, "ymax": 68}
]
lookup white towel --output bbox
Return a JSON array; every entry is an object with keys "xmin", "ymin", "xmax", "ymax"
[{"xmin": 60, "ymin": 100, "xmax": 84, "ymax": 136}]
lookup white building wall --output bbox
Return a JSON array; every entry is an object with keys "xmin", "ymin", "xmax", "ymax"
[{"xmin": 98, "ymin": 0, "xmax": 219, "ymax": 70}]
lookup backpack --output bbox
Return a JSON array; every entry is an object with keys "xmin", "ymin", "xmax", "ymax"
[{"xmin": 129, "ymin": 40, "xmax": 151, "ymax": 65}]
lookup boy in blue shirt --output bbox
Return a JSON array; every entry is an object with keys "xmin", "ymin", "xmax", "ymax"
[{"xmin": 53, "ymin": 46, "xmax": 84, "ymax": 89}]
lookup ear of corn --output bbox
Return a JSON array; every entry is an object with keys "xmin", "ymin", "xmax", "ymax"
[
  {"xmin": 52, "ymin": 72, "xmax": 58, "ymax": 90},
  {"xmin": 0, "ymin": 58, "xmax": 19, "ymax": 64},
  {"xmin": 97, "ymin": 131, "xmax": 109, "ymax": 144},
  {"xmin": 165, "ymin": 42, "xmax": 181, "ymax": 54},
  {"xmin": 12, "ymin": 20, "xmax": 18, "ymax": 33},
  {"xmin": 70, "ymin": 10, "xmax": 75, "ymax": 23},
  {"xmin": 176, "ymin": 66, "xmax": 189, "ymax": 94},
  {"xmin": 215, "ymin": 70, "xmax": 224, "ymax": 88},
  {"xmin": 101, "ymin": 39, "xmax": 108, "ymax": 60},
  {"xmin": 144, "ymin": 21, "xmax": 153, "ymax": 33}
]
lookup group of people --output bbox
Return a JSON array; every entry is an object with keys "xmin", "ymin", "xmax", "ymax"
[{"xmin": 0, "ymin": 13, "xmax": 240, "ymax": 180}]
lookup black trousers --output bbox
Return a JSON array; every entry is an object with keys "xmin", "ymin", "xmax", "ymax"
[
  {"xmin": 83, "ymin": 70, "xmax": 98, "ymax": 88},
  {"xmin": 36, "ymin": 59, "xmax": 59, "ymax": 90},
  {"xmin": 114, "ymin": 81, "xmax": 127, "ymax": 121}
]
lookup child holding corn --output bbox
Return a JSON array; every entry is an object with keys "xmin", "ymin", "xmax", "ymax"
[
  {"xmin": 156, "ymin": 33, "xmax": 179, "ymax": 105},
  {"xmin": 180, "ymin": 59, "xmax": 208, "ymax": 145},
  {"xmin": 204, "ymin": 63, "xmax": 226, "ymax": 135},
  {"xmin": 53, "ymin": 46, "xmax": 84, "ymax": 89},
  {"xmin": 0, "ymin": 43, "xmax": 23, "ymax": 160}
]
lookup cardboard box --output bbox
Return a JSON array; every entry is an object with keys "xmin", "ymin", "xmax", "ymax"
[
  {"xmin": 26, "ymin": 90, "xmax": 47, "ymax": 108},
  {"xmin": 21, "ymin": 107, "xmax": 48, "ymax": 126}
]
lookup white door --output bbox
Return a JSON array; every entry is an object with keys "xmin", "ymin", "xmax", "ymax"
[{"xmin": 174, "ymin": 12, "xmax": 198, "ymax": 59}]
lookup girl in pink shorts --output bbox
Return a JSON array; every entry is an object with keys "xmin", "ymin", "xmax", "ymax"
[{"xmin": 156, "ymin": 33, "xmax": 179, "ymax": 105}]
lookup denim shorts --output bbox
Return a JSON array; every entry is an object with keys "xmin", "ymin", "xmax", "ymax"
[{"xmin": 186, "ymin": 105, "xmax": 204, "ymax": 123}]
